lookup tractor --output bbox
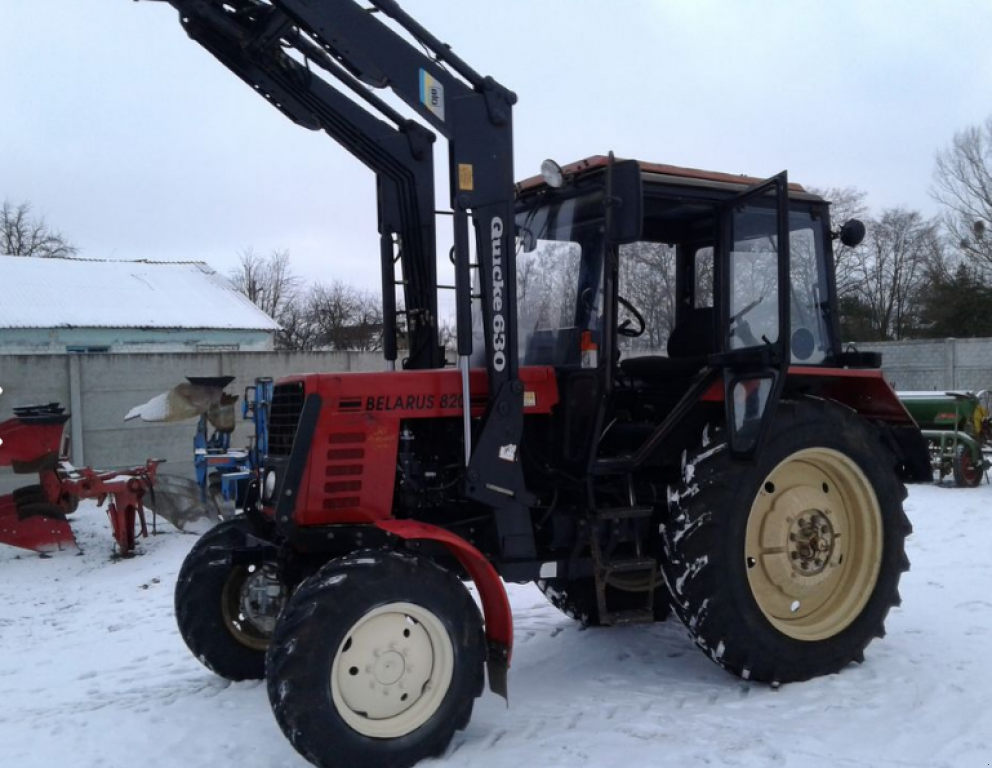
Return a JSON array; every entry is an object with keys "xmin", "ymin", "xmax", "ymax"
[{"xmin": 141, "ymin": 2, "xmax": 930, "ymax": 767}]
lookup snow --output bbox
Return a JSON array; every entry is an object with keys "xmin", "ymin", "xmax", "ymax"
[
  {"xmin": 0, "ymin": 256, "xmax": 279, "ymax": 331},
  {"xmin": 1, "ymin": 483, "xmax": 991, "ymax": 767}
]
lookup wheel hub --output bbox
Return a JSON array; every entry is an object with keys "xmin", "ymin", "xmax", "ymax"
[
  {"xmin": 374, "ymin": 650, "xmax": 406, "ymax": 686},
  {"xmin": 334, "ymin": 607, "xmax": 443, "ymax": 728},
  {"xmin": 240, "ymin": 565, "xmax": 286, "ymax": 636},
  {"xmin": 788, "ymin": 511, "xmax": 835, "ymax": 575}
]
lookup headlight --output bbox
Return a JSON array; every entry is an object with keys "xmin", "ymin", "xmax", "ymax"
[{"xmin": 263, "ymin": 470, "xmax": 278, "ymax": 503}]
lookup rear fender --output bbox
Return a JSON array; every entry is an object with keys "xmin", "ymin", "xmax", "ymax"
[
  {"xmin": 374, "ymin": 519, "xmax": 512, "ymax": 700},
  {"xmin": 705, "ymin": 367, "xmax": 933, "ymax": 482},
  {"xmin": 787, "ymin": 367, "xmax": 931, "ymax": 483}
]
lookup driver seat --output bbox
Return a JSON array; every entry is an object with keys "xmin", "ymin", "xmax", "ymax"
[{"xmin": 620, "ymin": 307, "xmax": 715, "ymax": 380}]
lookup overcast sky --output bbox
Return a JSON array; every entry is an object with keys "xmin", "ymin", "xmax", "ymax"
[{"xmin": 2, "ymin": 0, "xmax": 991, "ymax": 305}]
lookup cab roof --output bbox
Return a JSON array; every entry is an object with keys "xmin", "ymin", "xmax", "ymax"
[{"xmin": 516, "ymin": 155, "xmax": 816, "ymax": 198}]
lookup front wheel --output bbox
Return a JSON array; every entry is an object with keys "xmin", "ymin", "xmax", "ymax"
[
  {"xmin": 267, "ymin": 551, "xmax": 486, "ymax": 768},
  {"xmin": 661, "ymin": 399, "xmax": 912, "ymax": 684},
  {"xmin": 174, "ymin": 518, "xmax": 286, "ymax": 680}
]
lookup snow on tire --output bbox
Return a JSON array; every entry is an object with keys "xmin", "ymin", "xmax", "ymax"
[
  {"xmin": 266, "ymin": 550, "xmax": 485, "ymax": 768},
  {"xmin": 660, "ymin": 398, "xmax": 912, "ymax": 684}
]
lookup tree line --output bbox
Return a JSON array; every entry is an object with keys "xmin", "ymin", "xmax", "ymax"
[
  {"xmin": 228, "ymin": 248, "xmax": 386, "ymax": 352},
  {"xmin": 5, "ymin": 114, "xmax": 992, "ymax": 347}
]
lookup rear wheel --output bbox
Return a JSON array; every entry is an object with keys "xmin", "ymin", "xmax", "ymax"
[
  {"xmin": 952, "ymin": 444, "xmax": 983, "ymax": 487},
  {"xmin": 267, "ymin": 551, "xmax": 485, "ymax": 768},
  {"xmin": 661, "ymin": 399, "xmax": 911, "ymax": 683},
  {"xmin": 175, "ymin": 518, "xmax": 286, "ymax": 680}
]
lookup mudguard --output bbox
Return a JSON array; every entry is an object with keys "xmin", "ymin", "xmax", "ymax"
[{"xmin": 374, "ymin": 519, "xmax": 513, "ymax": 700}]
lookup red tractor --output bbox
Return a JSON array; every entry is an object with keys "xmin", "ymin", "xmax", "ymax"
[{"xmin": 146, "ymin": 2, "xmax": 929, "ymax": 767}]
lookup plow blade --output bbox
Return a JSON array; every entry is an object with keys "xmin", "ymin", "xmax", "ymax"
[
  {"xmin": 146, "ymin": 473, "xmax": 223, "ymax": 530},
  {"xmin": 125, "ymin": 379, "xmax": 238, "ymax": 432},
  {"xmin": 0, "ymin": 492, "xmax": 78, "ymax": 554}
]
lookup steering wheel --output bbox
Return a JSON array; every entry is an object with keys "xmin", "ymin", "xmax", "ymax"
[{"xmin": 617, "ymin": 296, "xmax": 646, "ymax": 338}]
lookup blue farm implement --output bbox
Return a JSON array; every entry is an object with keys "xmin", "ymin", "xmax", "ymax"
[
  {"xmin": 127, "ymin": 376, "xmax": 272, "ymax": 516},
  {"xmin": 194, "ymin": 377, "xmax": 272, "ymax": 515}
]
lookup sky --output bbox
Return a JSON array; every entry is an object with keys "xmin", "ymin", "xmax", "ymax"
[{"xmin": 2, "ymin": 0, "xmax": 991, "ymax": 306}]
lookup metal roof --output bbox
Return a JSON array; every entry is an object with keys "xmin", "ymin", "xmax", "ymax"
[
  {"xmin": 0, "ymin": 256, "xmax": 280, "ymax": 331},
  {"xmin": 516, "ymin": 155, "xmax": 813, "ymax": 195}
]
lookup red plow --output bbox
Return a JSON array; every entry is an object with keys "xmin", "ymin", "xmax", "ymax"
[{"xmin": 0, "ymin": 403, "xmax": 162, "ymax": 557}]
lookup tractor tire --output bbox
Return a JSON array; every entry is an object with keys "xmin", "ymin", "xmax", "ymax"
[
  {"xmin": 13, "ymin": 484, "xmax": 46, "ymax": 507},
  {"xmin": 267, "ymin": 550, "xmax": 486, "ymax": 768},
  {"xmin": 174, "ymin": 518, "xmax": 285, "ymax": 681},
  {"xmin": 952, "ymin": 444, "xmax": 983, "ymax": 488},
  {"xmin": 660, "ymin": 398, "xmax": 911, "ymax": 684},
  {"xmin": 537, "ymin": 576, "xmax": 671, "ymax": 626}
]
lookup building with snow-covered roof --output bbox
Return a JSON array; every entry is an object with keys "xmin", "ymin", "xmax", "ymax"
[{"xmin": 0, "ymin": 255, "xmax": 279, "ymax": 354}]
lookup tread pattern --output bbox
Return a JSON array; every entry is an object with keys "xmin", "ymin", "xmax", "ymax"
[
  {"xmin": 266, "ymin": 550, "xmax": 486, "ymax": 768},
  {"xmin": 174, "ymin": 518, "xmax": 268, "ymax": 681},
  {"xmin": 659, "ymin": 399, "xmax": 913, "ymax": 684}
]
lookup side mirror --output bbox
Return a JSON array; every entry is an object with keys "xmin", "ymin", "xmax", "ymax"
[
  {"xmin": 607, "ymin": 159, "xmax": 643, "ymax": 244},
  {"xmin": 838, "ymin": 218, "xmax": 866, "ymax": 248}
]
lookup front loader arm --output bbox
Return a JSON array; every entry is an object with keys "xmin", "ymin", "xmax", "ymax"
[
  {"xmin": 155, "ymin": 0, "xmax": 534, "ymax": 556},
  {"xmin": 168, "ymin": 0, "xmax": 441, "ymax": 368}
]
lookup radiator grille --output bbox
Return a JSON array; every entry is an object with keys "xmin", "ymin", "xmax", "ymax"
[
  {"xmin": 269, "ymin": 382, "xmax": 305, "ymax": 457},
  {"xmin": 322, "ymin": 432, "xmax": 367, "ymax": 512}
]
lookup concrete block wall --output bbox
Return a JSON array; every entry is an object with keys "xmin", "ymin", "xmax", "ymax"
[
  {"xmin": 0, "ymin": 351, "xmax": 381, "ymax": 495},
  {"xmin": 851, "ymin": 337, "xmax": 992, "ymax": 392}
]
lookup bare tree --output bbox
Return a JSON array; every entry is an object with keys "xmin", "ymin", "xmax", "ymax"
[
  {"xmin": 807, "ymin": 186, "xmax": 868, "ymax": 299},
  {"xmin": 1, "ymin": 201, "xmax": 77, "ymax": 258},
  {"xmin": 932, "ymin": 116, "xmax": 992, "ymax": 273},
  {"xmin": 846, "ymin": 208, "xmax": 942, "ymax": 340},
  {"xmin": 619, "ymin": 241, "xmax": 677, "ymax": 354},
  {"xmin": 276, "ymin": 295, "xmax": 322, "ymax": 351},
  {"xmin": 303, "ymin": 281, "xmax": 384, "ymax": 351},
  {"xmin": 229, "ymin": 248, "xmax": 299, "ymax": 319}
]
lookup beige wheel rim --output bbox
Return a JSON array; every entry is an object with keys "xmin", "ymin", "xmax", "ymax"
[
  {"xmin": 330, "ymin": 602, "xmax": 454, "ymax": 739},
  {"xmin": 744, "ymin": 448, "xmax": 882, "ymax": 642}
]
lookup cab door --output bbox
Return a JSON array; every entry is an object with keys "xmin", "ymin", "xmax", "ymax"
[{"xmin": 717, "ymin": 172, "xmax": 790, "ymax": 458}]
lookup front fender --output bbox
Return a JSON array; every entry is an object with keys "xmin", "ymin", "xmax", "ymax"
[{"xmin": 374, "ymin": 519, "xmax": 513, "ymax": 700}]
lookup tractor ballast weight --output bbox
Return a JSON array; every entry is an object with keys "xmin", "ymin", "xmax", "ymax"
[{"xmin": 142, "ymin": 3, "xmax": 931, "ymax": 768}]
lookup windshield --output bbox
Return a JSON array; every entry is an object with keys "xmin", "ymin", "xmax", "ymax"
[{"xmin": 513, "ymin": 190, "xmax": 606, "ymax": 366}]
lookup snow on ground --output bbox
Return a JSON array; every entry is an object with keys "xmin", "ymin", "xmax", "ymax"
[{"xmin": 1, "ymin": 483, "xmax": 990, "ymax": 768}]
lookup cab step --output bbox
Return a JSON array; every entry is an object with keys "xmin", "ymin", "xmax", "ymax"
[
  {"xmin": 602, "ymin": 557, "xmax": 657, "ymax": 574},
  {"xmin": 596, "ymin": 505, "xmax": 654, "ymax": 520}
]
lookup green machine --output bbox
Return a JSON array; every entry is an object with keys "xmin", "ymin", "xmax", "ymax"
[{"xmin": 898, "ymin": 390, "xmax": 992, "ymax": 487}]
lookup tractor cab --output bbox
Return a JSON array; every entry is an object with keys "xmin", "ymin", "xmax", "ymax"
[{"xmin": 509, "ymin": 156, "xmax": 850, "ymax": 466}]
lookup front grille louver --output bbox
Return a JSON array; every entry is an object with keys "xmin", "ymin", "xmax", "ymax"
[{"xmin": 269, "ymin": 382, "xmax": 305, "ymax": 457}]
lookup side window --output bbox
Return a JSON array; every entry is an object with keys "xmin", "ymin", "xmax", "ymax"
[
  {"xmin": 694, "ymin": 247, "xmax": 714, "ymax": 308},
  {"xmin": 618, "ymin": 241, "xmax": 677, "ymax": 358},
  {"xmin": 788, "ymin": 216, "xmax": 828, "ymax": 364},
  {"xmin": 729, "ymin": 207, "xmax": 780, "ymax": 351}
]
